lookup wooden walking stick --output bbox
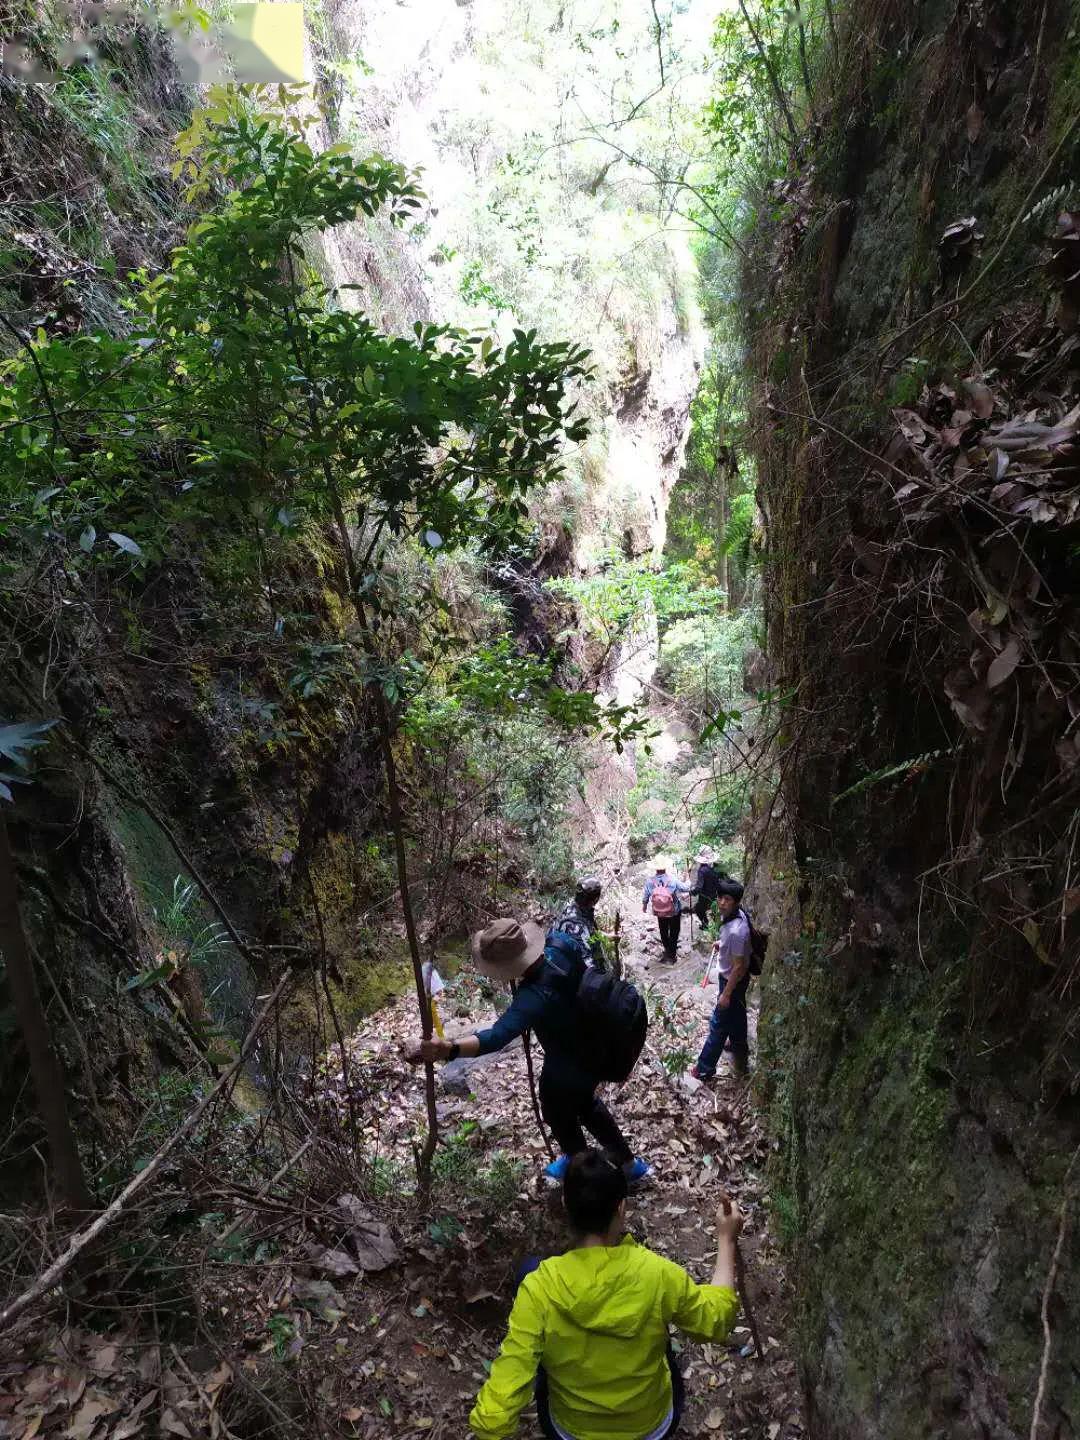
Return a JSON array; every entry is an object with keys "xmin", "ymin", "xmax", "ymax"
[
  {"xmin": 722, "ymin": 1195, "xmax": 765, "ymax": 1360},
  {"xmin": 522, "ymin": 1028, "xmax": 555, "ymax": 1161},
  {"xmin": 511, "ymin": 981, "xmax": 555, "ymax": 1161},
  {"xmin": 611, "ymin": 908, "xmax": 622, "ymax": 980}
]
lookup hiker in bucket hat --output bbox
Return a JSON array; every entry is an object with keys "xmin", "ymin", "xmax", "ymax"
[
  {"xmin": 404, "ymin": 918, "xmax": 648, "ymax": 1185},
  {"xmin": 641, "ymin": 857, "xmax": 692, "ymax": 963},
  {"xmin": 690, "ymin": 846, "xmax": 727, "ymax": 928}
]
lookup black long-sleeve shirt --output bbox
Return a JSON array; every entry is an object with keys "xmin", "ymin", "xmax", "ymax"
[{"xmin": 475, "ymin": 960, "xmax": 580, "ymax": 1058}]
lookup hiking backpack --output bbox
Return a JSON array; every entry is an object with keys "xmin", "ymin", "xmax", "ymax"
[
  {"xmin": 576, "ymin": 968, "xmax": 649, "ymax": 1084},
  {"xmin": 741, "ymin": 908, "xmax": 770, "ymax": 976},
  {"xmin": 542, "ymin": 928, "xmax": 648, "ymax": 1084},
  {"xmin": 650, "ymin": 882, "xmax": 676, "ymax": 917},
  {"xmin": 543, "ymin": 929, "xmax": 589, "ymax": 992}
]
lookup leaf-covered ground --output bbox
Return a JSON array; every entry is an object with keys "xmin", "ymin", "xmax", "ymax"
[
  {"xmin": 0, "ymin": 897, "xmax": 804, "ymax": 1440},
  {"xmin": 297, "ymin": 869, "xmax": 806, "ymax": 1439}
]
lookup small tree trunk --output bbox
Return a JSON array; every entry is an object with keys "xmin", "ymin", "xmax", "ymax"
[
  {"xmin": 737, "ymin": 0, "xmax": 803, "ymax": 158},
  {"xmin": 823, "ymin": 0, "xmax": 840, "ymax": 58},
  {"xmin": 0, "ymin": 816, "xmax": 92, "ymax": 1216},
  {"xmin": 792, "ymin": 0, "xmax": 814, "ymax": 114},
  {"xmin": 319, "ymin": 466, "xmax": 440, "ymax": 1188},
  {"xmin": 717, "ymin": 466, "xmax": 730, "ymax": 612},
  {"xmin": 369, "ymin": 684, "xmax": 439, "ymax": 1189}
]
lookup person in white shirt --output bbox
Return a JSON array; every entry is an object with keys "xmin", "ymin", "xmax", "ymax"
[{"xmin": 689, "ymin": 879, "xmax": 752, "ymax": 1079}]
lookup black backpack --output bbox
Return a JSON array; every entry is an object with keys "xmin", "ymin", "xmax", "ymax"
[
  {"xmin": 576, "ymin": 968, "xmax": 648, "ymax": 1083},
  {"xmin": 740, "ymin": 908, "xmax": 770, "ymax": 976}
]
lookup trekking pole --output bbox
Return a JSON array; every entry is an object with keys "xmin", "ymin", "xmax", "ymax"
[
  {"xmin": 722, "ymin": 1195, "xmax": 764, "ymax": 1361},
  {"xmin": 521, "ymin": 1028, "xmax": 554, "ymax": 1161},
  {"xmin": 612, "ymin": 908, "xmax": 622, "ymax": 980},
  {"xmin": 512, "ymin": 975, "xmax": 554, "ymax": 1163}
]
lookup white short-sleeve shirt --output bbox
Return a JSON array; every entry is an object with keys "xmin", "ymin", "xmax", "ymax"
[{"xmin": 715, "ymin": 912, "xmax": 751, "ymax": 978}]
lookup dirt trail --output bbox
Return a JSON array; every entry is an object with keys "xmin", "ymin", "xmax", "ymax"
[
  {"xmin": 309, "ymin": 717, "xmax": 805, "ymax": 1438},
  {"xmin": 312, "ymin": 887, "xmax": 801, "ymax": 1438}
]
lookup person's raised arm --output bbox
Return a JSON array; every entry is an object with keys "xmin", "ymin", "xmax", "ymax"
[
  {"xmin": 667, "ymin": 1196, "xmax": 743, "ymax": 1343},
  {"xmin": 712, "ymin": 1196, "xmax": 742, "ymax": 1292},
  {"xmin": 404, "ymin": 982, "xmax": 542, "ymax": 1065}
]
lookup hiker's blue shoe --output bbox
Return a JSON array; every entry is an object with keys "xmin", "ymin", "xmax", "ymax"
[
  {"xmin": 624, "ymin": 1157, "xmax": 652, "ymax": 1185},
  {"xmin": 544, "ymin": 1155, "xmax": 571, "ymax": 1181}
]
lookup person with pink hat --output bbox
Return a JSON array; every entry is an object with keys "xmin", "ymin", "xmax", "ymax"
[{"xmin": 405, "ymin": 917, "xmax": 649, "ymax": 1184}]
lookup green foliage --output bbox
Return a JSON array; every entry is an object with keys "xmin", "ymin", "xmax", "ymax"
[
  {"xmin": 694, "ymin": 774, "xmax": 751, "ymax": 848},
  {"xmin": 657, "ymin": 606, "xmax": 760, "ymax": 720},
  {"xmin": 0, "ymin": 92, "xmax": 591, "ymax": 589},
  {"xmin": 0, "ymin": 717, "xmax": 57, "ymax": 802},
  {"xmin": 644, "ymin": 985, "xmax": 699, "ymax": 1076},
  {"xmin": 266, "ymin": 1314, "xmax": 296, "ymax": 1361},
  {"xmin": 548, "ymin": 552, "xmax": 723, "ymax": 670},
  {"xmin": 432, "ymin": 1123, "xmax": 527, "ymax": 1209},
  {"xmin": 831, "ymin": 748, "xmax": 953, "ymax": 807},
  {"xmin": 433, "ymin": 638, "xmax": 648, "ymax": 752},
  {"xmin": 721, "ymin": 491, "xmax": 756, "ymax": 573}
]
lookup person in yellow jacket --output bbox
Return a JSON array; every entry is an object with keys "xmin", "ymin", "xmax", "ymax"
[{"xmin": 469, "ymin": 1149, "xmax": 743, "ymax": 1440}]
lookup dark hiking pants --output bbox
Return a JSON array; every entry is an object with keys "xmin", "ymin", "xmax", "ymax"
[
  {"xmin": 514, "ymin": 1260, "xmax": 684, "ymax": 1438},
  {"xmin": 696, "ymin": 974, "xmax": 750, "ymax": 1077},
  {"xmin": 657, "ymin": 913, "xmax": 681, "ymax": 958},
  {"xmin": 539, "ymin": 1056, "xmax": 632, "ymax": 1164}
]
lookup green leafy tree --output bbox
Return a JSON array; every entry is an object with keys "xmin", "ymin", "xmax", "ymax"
[{"xmin": 0, "ymin": 87, "xmax": 629, "ymax": 1185}]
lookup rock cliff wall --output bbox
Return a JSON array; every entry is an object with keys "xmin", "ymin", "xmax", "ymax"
[{"xmin": 745, "ymin": 2, "xmax": 1080, "ymax": 1436}]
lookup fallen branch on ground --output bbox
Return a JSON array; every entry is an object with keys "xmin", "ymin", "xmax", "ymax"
[{"xmin": 0, "ymin": 968, "xmax": 295, "ymax": 1333}]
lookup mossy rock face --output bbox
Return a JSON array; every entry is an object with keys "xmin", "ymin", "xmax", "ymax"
[
  {"xmin": 759, "ymin": 921, "xmax": 1080, "ymax": 1439},
  {"xmin": 743, "ymin": 0, "xmax": 1080, "ymax": 1432}
]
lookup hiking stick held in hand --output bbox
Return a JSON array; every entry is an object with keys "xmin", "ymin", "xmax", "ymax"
[{"xmin": 511, "ymin": 980, "xmax": 554, "ymax": 1161}]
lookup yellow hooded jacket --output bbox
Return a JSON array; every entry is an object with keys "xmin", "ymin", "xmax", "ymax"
[{"xmin": 468, "ymin": 1235, "xmax": 738, "ymax": 1440}]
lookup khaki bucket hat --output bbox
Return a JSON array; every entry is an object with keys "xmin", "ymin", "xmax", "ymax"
[
  {"xmin": 652, "ymin": 855, "xmax": 670, "ymax": 872},
  {"xmin": 470, "ymin": 917, "xmax": 547, "ymax": 981}
]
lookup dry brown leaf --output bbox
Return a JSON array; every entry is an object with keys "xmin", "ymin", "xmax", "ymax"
[
  {"xmin": 64, "ymin": 1394, "xmax": 117, "ymax": 1440},
  {"xmin": 308, "ymin": 1245, "xmax": 360, "ymax": 1280},
  {"xmin": 964, "ymin": 380, "xmax": 994, "ymax": 419},
  {"xmin": 158, "ymin": 1410, "xmax": 191, "ymax": 1440},
  {"xmin": 987, "ymin": 638, "xmax": 1022, "ymax": 689}
]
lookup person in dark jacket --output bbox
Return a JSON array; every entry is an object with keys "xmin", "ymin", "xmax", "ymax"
[
  {"xmin": 554, "ymin": 876, "xmax": 605, "ymax": 968},
  {"xmin": 404, "ymin": 918, "xmax": 650, "ymax": 1183},
  {"xmin": 690, "ymin": 848, "xmax": 726, "ymax": 927}
]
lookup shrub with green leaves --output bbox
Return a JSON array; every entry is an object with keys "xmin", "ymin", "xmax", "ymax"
[
  {"xmin": 0, "ymin": 89, "xmax": 591, "ymax": 592},
  {"xmin": 657, "ymin": 606, "xmax": 761, "ymax": 723}
]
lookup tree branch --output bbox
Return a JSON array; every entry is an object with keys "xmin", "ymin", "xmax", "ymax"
[
  {"xmin": 737, "ymin": 0, "xmax": 803, "ymax": 158},
  {"xmin": 0, "ymin": 313, "xmax": 73, "ymax": 454},
  {"xmin": 649, "ymin": 0, "xmax": 666, "ymax": 89},
  {"xmin": 0, "ymin": 967, "xmax": 295, "ymax": 1333}
]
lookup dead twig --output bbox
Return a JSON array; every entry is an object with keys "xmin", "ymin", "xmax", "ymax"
[
  {"xmin": 170, "ymin": 1345, "xmax": 242, "ymax": 1440},
  {"xmin": 1029, "ymin": 1143, "xmax": 1080, "ymax": 1440},
  {"xmin": 0, "ymin": 968, "xmax": 295, "ymax": 1333}
]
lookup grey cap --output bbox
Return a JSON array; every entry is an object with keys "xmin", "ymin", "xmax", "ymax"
[{"xmin": 575, "ymin": 876, "xmax": 602, "ymax": 899}]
